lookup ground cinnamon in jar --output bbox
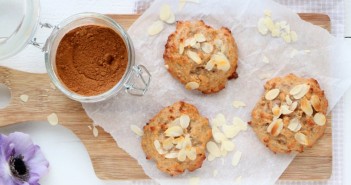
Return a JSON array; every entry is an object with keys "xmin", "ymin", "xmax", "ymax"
[{"xmin": 56, "ymin": 25, "xmax": 128, "ymax": 96}]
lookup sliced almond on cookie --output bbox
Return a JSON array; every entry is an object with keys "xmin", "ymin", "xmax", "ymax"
[
  {"xmin": 180, "ymin": 114, "xmax": 191, "ymax": 128},
  {"xmin": 165, "ymin": 152, "xmax": 178, "ymax": 159},
  {"xmin": 165, "ymin": 126, "xmax": 183, "ymax": 137},
  {"xmin": 289, "ymin": 84, "xmax": 304, "ymax": 95},
  {"xmin": 201, "ymin": 43, "xmax": 214, "ymax": 54},
  {"xmin": 301, "ymin": 97, "xmax": 313, "ymax": 116},
  {"xmin": 163, "ymin": 137, "xmax": 174, "ymax": 150},
  {"xmin": 177, "ymin": 149, "xmax": 187, "ymax": 161},
  {"xmin": 265, "ymin": 88, "xmax": 280, "ymax": 100},
  {"xmin": 285, "ymin": 95, "xmax": 292, "ymax": 105},
  {"xmin": 272, "ymin": 104, "xmax": 281, "ymax": 118},
  {"xmin": 287, "ymin": 118, "xmax": 302, "ymax": 132},
  {"xmin": 289, "ymin": 101, "xmax": 298, "ymax": 111},
  {"xmin": 205, "ymin": 59, "xmax": 215, "ymax": 71},
  {"xmin": 194, "ymin": 33, "xmax": 206, "ymax": 42},
  {"xmin": 293, "ymin": 84, "xmax": 310, "ymax": 99},
  {"xmin": 295, "ymin": 133, "xmax": 308, "ymax": 145},
  {"xmin": 212, "ymin": 53, "xmax": 230, "ymax": 72},
  {"xmin": 281, "ymin": 105, "xmax": 293, "ymax": 115},
  {"xmin": 310, "ymin": 94, "xmax": 321, "ymax": 111},
  {"xmin": 179, "ymin": 43, "xmax": 185, "ymax": 54},
  {"xmin": 185, "ymin": 81, "xmax": 200, "ymax": 90},
  {"xmin": 186, "ymin": 147, "xmax": 197, "ymax": 160},
  {"xmin": 313, "ymin": 113, "xmax": 326, "ymax": 126},
  {"xmin": 187, "ymin": 50, "xmax": 202, "ymax": 64},
  {"xmin": 267, "ymin": 118, "xmax": 283, "ymax": 136}
]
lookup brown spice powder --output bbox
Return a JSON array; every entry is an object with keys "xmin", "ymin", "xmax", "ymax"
[{"xmin": 56, "ymin": 25, "xmax": 128, "ymax": 96}]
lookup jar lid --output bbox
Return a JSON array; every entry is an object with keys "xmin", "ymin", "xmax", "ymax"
[{"xmin": 0, "ymin": 0, "xmax": 40, "ymax": 60}]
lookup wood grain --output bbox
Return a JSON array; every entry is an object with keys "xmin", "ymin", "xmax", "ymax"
[{"xmin": 0, "ymin": 13, "xmax": 331, "ymax": 181}]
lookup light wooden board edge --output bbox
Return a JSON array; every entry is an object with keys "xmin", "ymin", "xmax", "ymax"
[{"xmin": 0, "ymin": 13, "xmax": 332, "ymax": 181}]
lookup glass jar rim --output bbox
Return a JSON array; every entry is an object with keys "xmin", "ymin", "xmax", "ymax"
[{"xmin": 44, "ymin": 12, "xmax": 135, "ymax": 103}]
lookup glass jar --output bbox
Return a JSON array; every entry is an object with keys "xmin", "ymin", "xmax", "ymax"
[{"xmin": 44, "ymin": 13, "xmax": 151, "ymax": 103}]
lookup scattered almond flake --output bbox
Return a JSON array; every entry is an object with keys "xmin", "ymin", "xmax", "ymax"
[
  {"xmin": 264, "ymin": 9, "xmax": 271, "ymax": 17},
  {"xmin": 130, "ymin": 124, "xmax": 144, "ymax": 136},
  {"xmin": 290, "ymin": 31, "xmax": 298, "ymax": 42},
  {"xmin": 211, "ymin": 125, "xmax": 220, "ymax": 134},
  {"xmin": 201, "ymin": 42, "xmax": 213, "ymax": 54},
  {"xmin": 295, "ymin": 132, "xmax": 308, "ymax": 145},
  {"xmin": 50, "ymin": 83, "xmax": 56, "ymax": 89},
  {"xmin": 192, "ymin": 43, "xmax": 201, "ymax": 49},
  {"xmin": 212, "ymin": 52, "xmax": 230, "ymax": 72},
  {"xmin": 147, "ymin": 20, "xmax": 164, "ymax": 36},
  {"xmin": 162, "ymin": 137, "xmax": 174, "ymax": 150},
  {"xmin": 258, "ymin": 73, "xmax": 271, "ymax": 80},
  {"xmin": 183, "ymin": 134, "xmax": 192, "ymax": 148},
  {"xmin": 179, "ymin": 43, "xmax": 185, "ymax": 54},
  {"xmin": 186, "ymin": 147, "xmax": 197, "ymax": 160},
  {"xmin": 164, "ymin": 64, "xmax": 169, "ymax": 69},
  {"xmin": 213, "ymin": 169, "xmax": 218, "ymax": 177},
  {"xmin": 232, "ymin": 117, "xmax": 247, "ymax": 131},
  {"xmin": 165, "ymin": 152, "xmax": 178, "ymax": 159},
  {"xmin": 173, "ymin": 136, "xmax": 184, "ymax": 144},
  {"xmin": 288, "ymin": 118, "xmax": 302, "ymax": 132},
  {"xmin": 20, "ymin": 94, "xmax": 29, "ymax": 103},
  {"xmin": 234, "ymin": 176, "xmax": 242, "ymax": 184},
  {"xmin": 165, "ymin": 12, "xmax": 176, "ymax": 24},
  {"xmin": 205, "ymin": 59, "xmax": 215, "ymax": 71},
  {"xmin": 231, "ymin": 151, "xmax": 242, "ymax": 167},
  {"xmin": 214, "ymin": 113, "xmax": 226, "ymax": 126},
  {"xmin": 300, "ymin": 98, "xmax": 313, "ymax": 116},
  {"xmin": 194, "ymin": 33, "xmax": 206, "ymax": 42},
  {"xmin": 265, "ymin": 88, "xmax": 280, "ymax": 100},
  {"xmin": 222, "ymin": 140, "xmax": 235, "ymax": 151},
  {"xmin": 223, "ymin": 124, "xmax": 240, "ymax": 139},
  {"xmin": 187, "ymin": 50, "xmax": 202, "ymax": 64},
  {"xmin": 185, "ymin": 81, "xmax": 200, "ymax": 90},
  {"xmin": 289, "ymin": 84, "xmax": 304, "ymax": 95},
  {"xmin": 93, "ymin": 126, "xmax": 99, "ymax": 137},
  {"xmin": 293, "ymin": 84, "xmax": 310, "ymax": 99},
  {"xmin": 220, "ymin": 147, "xmax": 228, "ymax": 157},
  {"xmin": 177, "ymin": 149, "xmax": 187, "ymax": 161},
  {"xmin": 189, "ymin": 176, "xmax": 200, "ymax": 185},
  {"xmin": 290, "ymin": 48, "xmax": 298, "ymax": 58},
  {"xmin": 314, "ymin": 113, "xmax": 326, "ymax": 126},
  {"xmin": 180, "ymin": 114, "xmax": 190, "ymax": 129},
  {"xmin": 206, "ymin": 141, "xmax": 221, "ymax": 157},
  {"xmin": 47, "ymin": 113, "xmax": 59, "ymax": 126},
  {"xmin": 310, "ymin": 95, "xmax": 321, "ymax": 111},
  {"xmin": 88, "ymin": 125, "xmax": 92, "ymax": 130},
  {"xmin": 214, "ymin": 39, "xmax": 223, "ymax": 49},
  {"xmin": 207, "ymin": 154, "xmax": 216, "ymax": 161},
  {"xmin": 165, "ymin": 126, "xmax": 183, "ymax": 137},
  {"xmin": 290, "ymin": 101, "xmax": 298, "ymax": 111},
  {"xmin": 232, "ymin": 101, "xmax": 246, "ymax": 108},
  {"xmin": 170, "ymin": 118, "xmax": 180, "ymax": 127},
  {"xmin": 258, "ymin": 18, "xmax": 268, "ymax": 35},
  {"xmin": 213, "ymin": 132, "xmax": 226, "ymax": 143},
  {"xmin": 262, "ymin": 55, "xmax": 269, "ymax": 63},
  {"xmin": 159, "ymin": 4, "xmax": 171, "ymax": 21},
  {"xmin": 267, "ymin": 118, "xmax": 283, "ymax": 136},
  {"xmin": 281, "ymin": 105, "xmax": 293, "ymax": 115},
  {"xmin": 285, "ymin": 95, "xmax": 292, "ymax": 105},
  {"xmin": 272, "ymin": 104, "xmax": 281, "ymax": 118}
]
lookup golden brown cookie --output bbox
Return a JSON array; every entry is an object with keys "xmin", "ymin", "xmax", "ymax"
[
  {"xmin": 249, "ymin": 74, "xmax": 328, "ymax": 153},
  {"xmin": 141, "ymin": 101, "xmax": 212, "ymax": 176},
  {"xmin": 163, "ymin": 20, "xmax": 238, "ymax": 94}
]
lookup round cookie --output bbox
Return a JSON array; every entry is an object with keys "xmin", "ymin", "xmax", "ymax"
[
  {"xmin": 250, "ymin": 74, "xmax": 328, "ymax": 153},
  {"xmin": 163, "ymin": 20, "xmax": 238, "ymax": 94},
  {"xmin": 141, "ymin": 101, "xmax": 212, "ymax": 176}
]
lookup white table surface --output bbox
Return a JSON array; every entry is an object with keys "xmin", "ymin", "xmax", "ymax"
[{"xmin": 0, "ymin": 0, "xmax": 351, "ymax": 185}]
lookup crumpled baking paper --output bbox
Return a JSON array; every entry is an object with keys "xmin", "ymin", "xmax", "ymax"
[{"xmin": 83, "ymin": 0, "xmax": 351, "ymax": 184}]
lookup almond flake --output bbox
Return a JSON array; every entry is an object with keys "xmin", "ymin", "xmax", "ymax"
[
  {"xmin": 186, "ymin": 147, "xmax": 197, "ymax": 160},
  {"xmin": 281, "ymin": 105, "xmax": 293, "ymax": 115},
  {"xmin": 231, "ymin": 151, "xmax": 242, "ymax": 167},
  {"xmin": 213, "ymin": 132, "xmax": 226, "ymax": 143},
  {"xmin": 232, "ymin": 101, "xmax": 246, "ymax": 108},
  {"xmin": 213, "ymin": 113, "xmax": 226, "ymax": 126},
  {"xmin": 185, "ymin": 81, "xmax": 200, "ymax": 90},
  {"xmin": 92, "ymin": 126, "xmax": 99, "ymax": 137},
  {"xmin": 185, "ymin": 37, "xmax": 196, "ymax": 47},
  {"xmin": 285, "ymin": 95, "xmax": 292, "ymax": 105},
  {"xmin": 47, "ymin": 113, "xmax": 59, "ymax": 126},
  {"xmin": 272, "ymin": 104, "xmax": 281, "ymax": 118},
  {"xmin": 194, "ymin": 33, "xmax": 206, "ymax": 42},
  {"xmin": 223, "ymin": 124, "xmax": 240, "ymax": 139},
  {"xmin": 154, "ymin": 140, "xmax": 161, "ymax": 149},
  {"xmin": 130, "ymin": 124, "xmax": 144, "ymax": 136},
  {"xmin": 258, "ymin": 18, "xmax": 268, "ymax": 35},
  {"xmin": 212, "ymin": 53, "xmax": 230, "ymax": 72},
  {"xmin": 310, "ymin": 95, "xmax": 321, "ymax": 111},
  {"xmin": 220, "ymin": 44, "xmax": 226, "ymax": 53},
  {"xmin": 267, "ymin": 118, "xmax": 283, "ymax": 136},
  {"xmin": 220, "ymin": 147, "xmax": 228, "ymax": 157},
  {"xmin": 300, "ymin": 98, "xmax": 313, "ymax": 116},
  {"xmin": 265, "ymin": 88, "xmax": 280, "ymax": 100},
  {"xmin": 165, "ymin": 126, "xmax": 183, "ymax": 137},
  {"xmin": 288, "ymin": 118, "xmax": 302, "ymax": 132},
  {"xmin": 177, "ymin": 149, "xmax": 187, "ymax": 161},
  {"xmin": 187, "ymin": 50, "xmax": 202, "ymax": 64},
  {"xmin": 173, "ymin": 136, "xmax": 184, "ymax": 144},
  {"xmin": 201, "ymin": 43, "xmax": 214, "ymax": 54},
  {"xmin": 222, "ymin": 140, "xmax": 235, "ymax": 151},
  {"xmin": 293, "ymin": 84, "xmax": 310, "ymax": 99},
  {"xmin": 183, "ymin": 134, "xmax": 192, "ymax": 148},
  {"xmin": 162, "ymin": 137, "xmax": 174, "ymax": 150},
  {"xmin": 232, "ymin": 117, "xmax": 247, "ymax": 131},
  {"xmin": 207, "ymin": 154, "xmax": 216, "ymax": 161},
  {"xmin": 189, "ymin": 177, "xmax": 200, "ymax": 185},
  {"xmin": 165, "ymin": 12, "xmax": 176, "ymax": 24},
  {"xmin": 159, "ymin": 4, "xmax": 171, "ymax": 21},
  {"xmin": 290, "ymin": 101, "xmax": 298, "ymax": 111},
  {"xmin": 147, "ymin": 20, "xmax": 164, "ymax": 36},
  {"xmin": 314, "ymin": 113, "xmax": 326, "ymax": 126},
  {"xmin": 20, "ymin": 94, "xmax": 29, "ymax": 102},
  {"xmin": 206, "ymin": 141, "xmax": 221, "ymax": 157},
  {"xmin": 289, "ymin": 84, "xmax": 304, "ymax": 95},
  {"xmin": 205, "ymin": 60, "xmax": 215, "ymax": 71},
  {"xmin": 262, "ymin": 55, "xmax": 270, "ymax": 63},
  {"xmin": 192, "ymin": 43, "xmax": 201, "ymax": 49},
  {"xmin": 295, "ymin": 133, "xmax": 308, "ymax": 145},
  {"xmin": 165, "ymin": 152, "xmax": 178, "ymax": 159},
  {"xmin": 179, "ymin": 43, "xmax": 185, "ymax": 54},
  {"xmin": 180, "ymin": 115, "xmax": 190, "ymax": 128}
]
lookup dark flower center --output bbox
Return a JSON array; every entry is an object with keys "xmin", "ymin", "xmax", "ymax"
[{"xmin": 9, "ymin": 155, "xmax": 29, "ymax": 182}]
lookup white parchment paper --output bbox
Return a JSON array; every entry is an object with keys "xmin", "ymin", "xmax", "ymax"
[{"xmin": 83, "ymin": 0, "xmax": 351, "ymax": 184}]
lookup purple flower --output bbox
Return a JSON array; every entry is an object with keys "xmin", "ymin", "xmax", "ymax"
[{"xmin": 0, "ymin": 132, "xmax": 49, "ymax": 185}]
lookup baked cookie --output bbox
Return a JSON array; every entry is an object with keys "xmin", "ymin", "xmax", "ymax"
[
  {"xmin": 249, "ymin": 74, "xmax": 328, "ymax": 153},
  {"xmin": 163, "ymin": 20, "xmax": 238, "ymax": 94},
  {"xmin": 141, "ymin": 101, "xmax": 212, "ymax": 176}
]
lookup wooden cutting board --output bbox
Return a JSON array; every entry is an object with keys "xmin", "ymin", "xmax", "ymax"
[{"xmin": 0, "ymin": 13, "xmax": 331, "ymax": 181}]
